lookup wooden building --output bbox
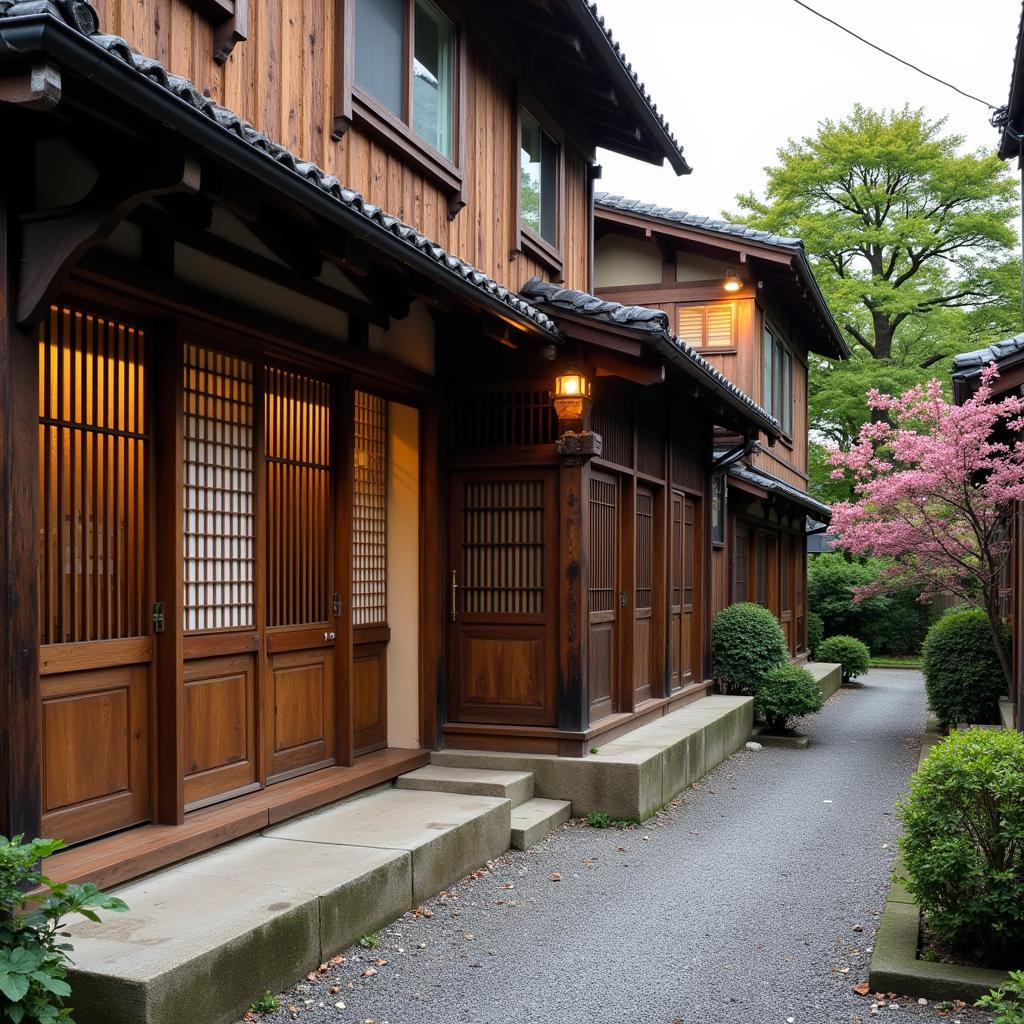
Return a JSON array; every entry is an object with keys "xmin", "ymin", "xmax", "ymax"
[
  {"xmin": 592, "ymin": 195, "xmax": 848, "ymax": 658},
  {"xmin": 0, "ymin": 0, "xmax": 828, "ymax": 887}
]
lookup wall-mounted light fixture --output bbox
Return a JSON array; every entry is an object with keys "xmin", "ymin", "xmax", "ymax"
[
  {"xmin": 723, "ymin": 270, "xmax": 742, "ymax": 293},
  {"xmin": 553, "ymin": 368, "xmax": 591, "ymax": 422}
]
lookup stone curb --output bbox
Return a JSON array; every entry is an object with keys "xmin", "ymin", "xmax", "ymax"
[{"xmin": 867, "ymin": 719, "xmax": 1012, "ymax": 1003}]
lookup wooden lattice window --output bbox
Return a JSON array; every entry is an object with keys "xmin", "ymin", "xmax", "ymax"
[
  {"xmin": 182, "ymin": 345, "xmax": 255, "ymax": 631},
  {"xmin": 265, "ymin": 367, "xmax": 332, "ymax": 627},
  {"xmin": 677, "ymin": 303, "xmax": 735, "ymax": 349},
  {"xmin": 461, "ymin": 481, "xmax": 545, "ymax": 614},
  {"xmin": 635, "ymin": 488, "xmax": 653, "ymax": 612},
  {"xmin": 38, "ymin": 305, "xmax": 149, "ymax": 644},
  {"xmin": 589, "ymin": 474, "xmax": 617, "ymax": 614},
  {"xmin": 353, "ymin": 390, "xmax": 387, "ymax": 627},
  {"xmin": 593, "ymin": 408, "xmax": 632, "ymax": 468},
  {"xmin": 451, "ymin": 389, "xmax": 557, "ymax": 449},
  {"xmin": 733, "ymin": 530, "xmax": 749, "ymax": 603},
  {"xmin": 781, "ymin": 535, "xmax": 792, "ymax": 614}
]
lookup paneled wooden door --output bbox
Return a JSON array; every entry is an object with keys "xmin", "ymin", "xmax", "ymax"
[
  {"xmin": 447, "ymin": 471, "xmax": 558, "ymax": 727},
  {"xmin": 588, "ymin": 470, "xmax": 620, "ymax": 721},
  {"xmin": 632, "ymin": 485, "xmax": 655, "ymax": 705},
  {"xmin": 669, "ymin": 492, "xmax": 700, "ymax": 690},
  {"xmin": 37, "ymin": 305, "xmax": 153, "ymax": 845}
]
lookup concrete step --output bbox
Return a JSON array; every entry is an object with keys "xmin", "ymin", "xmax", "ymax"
[
  {"xmin": 510, "ymin": 797, "xmax": 572, "ymax": 850},
  {"xmin": 805, "ymin": 661, "xmax": 842, "ymax": 699},
  {"xmin": 433, "ymin": 694, "xmax": 754, "ymax": 822},
  {"xmin": 66, "ymin": 788, "xmax": 511, "ymax": 1024},
  {"xmin": 396, "ymin": 764, "xmax": 534, "ymax": 807}
]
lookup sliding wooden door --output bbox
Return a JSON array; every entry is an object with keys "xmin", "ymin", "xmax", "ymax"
[
  {"xmin": 588, "ymin": 470, "xmax": 619, "ymax": 721},
  {"xmin": 632, "ymin": 484, "xmax": 655, "ymax": 705},
  {"xmin": 37, "ymin": 305, "xmax": 153, "ymax": 845},
  {"xmin": 447, "ymin": 471, "xmax": 557, "ymax": 726},
  {"xmin": 669, "ymin": 491, "xmax": 700, "ymax": 690}
]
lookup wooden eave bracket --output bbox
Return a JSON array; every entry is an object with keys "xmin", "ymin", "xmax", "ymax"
[
  {"xmin": 593, "ymin": 352, "xmax": 665, "ymax": 386},
  {"xmin": 16, "ymin": 150, "xmax": 201, "ymax": 325},
  {"xmin": 0, "ymin": 61, "xmax": 61, "ymax": 110}
]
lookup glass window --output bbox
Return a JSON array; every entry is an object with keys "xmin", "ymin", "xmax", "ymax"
[
  {"xmin": 711, "ymin": 473, "xmax": 725, "ymax": 546},
  {"xmin": 413, "ymin": 0, "xmax": 454, "ymax": 159},
  {"xmin": 355, "ymin": 0, "xmax": 405, "ymax": 117},
  {"xmin": 520, "ymin": 108, "xmax": 558, "ymax": 245},
  {"xmin": 762, "ymin": 324, "xmax": 794, "ymax": 435}
]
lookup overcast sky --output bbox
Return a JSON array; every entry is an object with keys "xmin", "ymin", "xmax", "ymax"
[{"xmin": 595, "ymin": 0, "xmax": 1022, "ymax": 218}]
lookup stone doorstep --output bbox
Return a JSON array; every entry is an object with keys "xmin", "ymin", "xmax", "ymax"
[
  {"xmin": 395, "ymin": 764, "xmax": 535, "ymax": 807},
  {"xmin": 67, "ymin": 788, "xmax": 511, "ymax": 1024},
  {"xmin": 510, "ymin": 798, "xmax": 572, "ymax": 850},
  {"xmin": 432, "ymin": 694, "xmax": 754, "ymax": 821}
]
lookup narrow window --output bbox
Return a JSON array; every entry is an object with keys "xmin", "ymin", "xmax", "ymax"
[
  {"xmin": 413, "ymin": 0, "xmax": 455, "ymax": 159},
  {"xmin": 711, "ymin": 473, "xmax": 725, "ymax": 546},
  {"xmin": 520, "ymin": 108, "xmax": 558, "ymax": 245},
  {"xmin": 355, "ymin": 0, "xmax": 405, "ymax": 117}
]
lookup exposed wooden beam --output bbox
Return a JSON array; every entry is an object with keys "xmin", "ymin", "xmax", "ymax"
[
  {"xmin": 594, "ymin": 353, "xmax": 666, "ymax": 386},
  {"xmin": 0, "ymin": 61, "xmax": 61, "ymax": 110}
]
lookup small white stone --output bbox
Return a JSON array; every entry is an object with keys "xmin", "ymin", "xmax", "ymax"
[
  {"xmin": 787, "ymin": 1017, "xmax": 795, "ymax": 1023},
  {"xmin": 335, "ymin": 1001, "xmax": 346, "ymax": 1010},
  {"xmin": 918, "ymin": 998, "xmax": 928, "ymax": 1005},
  {"xmin": 745, "ymin": 741, "xmax": 763, "ymax": 751}
]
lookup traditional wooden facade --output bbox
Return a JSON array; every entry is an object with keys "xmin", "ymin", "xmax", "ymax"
[
  {"xmin": 592, "ymin": 195, "xmax": 848, "ymax": 658},
  {"xmin": 0, "ymin": 0, "xmax": 796, "ymax": 887}
]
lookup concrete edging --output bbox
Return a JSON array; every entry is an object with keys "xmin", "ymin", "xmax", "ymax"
[{"xmin": 867, "ymin": 719, "xmax": 1012, "ymax": 1002}]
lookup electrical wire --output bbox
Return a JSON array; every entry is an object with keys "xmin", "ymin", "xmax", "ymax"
[{"xmin": 790, "ymin": 0, "xmax": 998, "ymax": 109}]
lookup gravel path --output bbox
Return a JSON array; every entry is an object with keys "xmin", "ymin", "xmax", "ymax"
[{"xmin": 245, "ymin": 670, "xmax": 991, "ymax": 1024}]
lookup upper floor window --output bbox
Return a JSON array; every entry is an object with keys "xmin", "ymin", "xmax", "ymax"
[
  {"xmin": 763, "ymin": 324, "xmax": 793, "ymax": 435},
  {"xmin": 677, "ymin": 303, "xmax": 735, "ymax": 349},
  {"xmin": 520, "ymin": 108, "xmax": 559, "ymax": 247},
  {"xmin": 354, "ymin": 0, "xmax": 455, "ymax": 160}
]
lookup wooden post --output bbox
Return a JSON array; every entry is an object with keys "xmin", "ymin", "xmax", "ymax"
[
  {"xmin": 419, "ymin": 395, "xmax": 443, "ymax": 750},
  {"xmin": 0, "ymin": 195, "xmax": 42, "ymax": 840},
  {"xmin": 334, "ymin": 376, "xmax": 355, "ymax": 767}
]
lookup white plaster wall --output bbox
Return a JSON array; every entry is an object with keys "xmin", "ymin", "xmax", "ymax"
[
  {"xmin": 386, "ymin": 401, "xmax": 420, "ymax": 749},
  {"xmin": 594, "ymin": 235, "xmax": 663, "ymax": 287},
  {"xmin": 676, "ymin": 251, "xmax": 738, "ymax": 283}
]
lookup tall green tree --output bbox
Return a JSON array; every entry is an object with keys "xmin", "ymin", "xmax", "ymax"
[{"xmin": 732, "ymin": 105, "xmax": 1020, "ymax": 491}]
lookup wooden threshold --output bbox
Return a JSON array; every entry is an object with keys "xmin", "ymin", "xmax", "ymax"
[{"xmin": 44, "ymin": 748, "xmax": 429, "ymax": 891}]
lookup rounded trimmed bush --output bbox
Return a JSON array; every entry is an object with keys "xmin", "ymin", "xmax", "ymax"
[
  {"xmin": 898, "ymin": 728, "xmax": 1024, "ymax": 966},
  {"xmin": 817, "ymin": 634, "xmax": 870, "ymax": 684},
  {"xmin": 807, "ymin": 612, "xmax": 824, "ymax": 660},
  {"xmin": 922, "ymin": 610, "xmax": 1009, "ymax": 725},
  {"xmin": 712, "ymin": 602, "xmax": 787, "ymax": 693},
  {"xmin": 755, "ymin": 664, "xmax": 824, "ymax": 732}
]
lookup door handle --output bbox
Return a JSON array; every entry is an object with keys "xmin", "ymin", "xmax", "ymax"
[
  {"xmin": 450, "ymin": 569, "xmax": 459, "ymax": 622},
  {"xmin": 323, "ymin": 630, "xmax": 337, "ymax": 642}
]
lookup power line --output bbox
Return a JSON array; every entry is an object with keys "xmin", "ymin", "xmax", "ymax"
[{"xmin": 790, "ymin": 0, "xmax": 998, "ymax": 109}]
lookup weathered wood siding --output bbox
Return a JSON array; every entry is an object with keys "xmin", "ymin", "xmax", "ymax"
[{"xmin": 93, "ymin": 0, "xmax": 591, "ymax": 290}]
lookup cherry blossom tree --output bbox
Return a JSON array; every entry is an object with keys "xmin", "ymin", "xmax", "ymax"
[{"xmin": 826, "ymin": 368, "xmax": 1024, "ymax": 689}]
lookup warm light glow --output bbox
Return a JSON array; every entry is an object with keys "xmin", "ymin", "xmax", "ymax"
[
  {"xmin": 554, "ymin": 371, "xmax": 590, "ymax": 398},
  {"xmin": 723, "ymin": 270, "xmax": 742, "ymax": 293}
]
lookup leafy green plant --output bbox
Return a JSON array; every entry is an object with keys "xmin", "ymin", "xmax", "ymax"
[
  {"xmin": 712, "ymin": 603, "xmax": 787, "ymax": 693},
  {"xmin": 249, "ymin": 991, "xmax": 280, "ymax": 1013},
  {"xmin": 922, "ymin": 609, "xmax": 1009, "ymax": 725},
  {"xmin": 589, "ymin": 746, "xmax": 599, "ymax": 755},
  {"xmin": 898, "ymin": 729, "xmax": 1024, "ymax": 966},
  {"xmin": 357, "ymin": 933, "xmax": 380, "ymax": 950},
  {"xmin": 0, "ymin": 834, "xmax": 127, "ymax": 1024},
  {"xmin": 977, "ymin": 971, "xmax": 1024, "ymax": 1023},
  {"xmin": 807, "ymin": 612, "xmax": 824, "ymax": 660},
  {"xmin": 816, "ymin": 634, "xmax": 870, "ymax": 684},
  {"xmin": 586, "ymin": 811, "xmax": 610, "ymax": 829},
  {"xmin": 754, "ymin": 664, "xmax": 824, "ymax": 732}
]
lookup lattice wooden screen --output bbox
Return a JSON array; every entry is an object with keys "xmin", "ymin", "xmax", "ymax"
[
  {"xmin": 38, "ymin": 305, "xmax": 149, "ymax": 645},
  {"xmin": 781, "ymin": 535, "xmax": 791, "ymax": 613},
  {"xmin": 452, "ymin": 389, "xmax": 557, "ymax": 448},
  {"xmin": 733, "ymin": 532, "xmax": 749, "ymax": 603},
  {"xmin": 265, "ymin": 367, "xmax": 332, "ymax": 627},
  {"xmin": 182, "ymin": 345, "xmax": 255, "ymax": 631},
  {"xmin": 353, "ymin": 390, "xmax": 387, "ymax": 627},
  {"xmin": 592, "ymin": 408, "xmax": 632, "ymax": 467},
  {"xmin": 635, "ymin": 488, "xmax": 653, "ymax": 612},
  {"xmin": 460, "ymin": 481, "xmax": 545, "ymax": 614},
  {"xmin": 589, "ymin": 474, "xmax": 617, "ymax": 615},
  {"xmin": 637, "ymin": 429, "xmax": 663, "ymax": 479},
  {"xmin": 684, "ymin": 498, "xmax": 696, "ymax": 607}
]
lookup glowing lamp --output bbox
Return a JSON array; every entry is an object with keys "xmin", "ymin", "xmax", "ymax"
[
  {"xmin": 553, "ymin": 369, "xmax": 591, "ymax": 422},
  {"xmin": 723, "ymin": 270, "xmax": 742, "ymax": 293}
]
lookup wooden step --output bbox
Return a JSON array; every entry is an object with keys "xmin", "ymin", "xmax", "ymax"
[
  {"xmin": 510, "ymin": 797, "xmax": 572, "ymax": 849},
  {"xmin": 395, "ymin": 764, "xmax": 534, "ymax": 807}
]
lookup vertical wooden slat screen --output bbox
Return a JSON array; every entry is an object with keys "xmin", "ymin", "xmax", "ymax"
[
  {"xmin": 265, "ymin": 366, "xmax": 332, "ymax": 627},
  {"xmin": 670, "ymin": 496, "xmax": 682, "ymax": 612},
  {"xmin": 796, "ymin": 546, "xmax": 806, "ymax": 650},
  {"xmin": 733, "ymin": 531, "xmax": 749, "ymax": 603},
  {"xmin": 592, "ymin": 409, "xmax": 632, "ymax": 468},
  {"xmin": 353, "ymin": 390, "xmax": 387, "ymax": 627},
  {"xmin": 683, "ymin": 499, "xmax": 696, "ymax": 611},
  {"xmin": 38, "ymin": 305, "xmax": 148, "ymax": 644},
  {"xmin": 461, "ymin": 481, "xmax": 545, "ymax": 615},
  {"xmin": 781, "ymin": 535, "xmax": 791, "ymax": 613},
  {"xmin": 452, "ymin": 389, "xmax": 557, "ymax": 448},
  {"xmin": 634, "ymin": 489, "xmax": 653, "ymax": 613},
  {"xmin": 588, "ymin": 476, "xmax": 617, "ymax": 615},
  {"xmin": 182, "ymin": 345, "xmax": 255, "ymax": 631}
]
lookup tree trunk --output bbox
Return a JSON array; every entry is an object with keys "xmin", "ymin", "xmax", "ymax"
[
  {"xmin": 872, "ymin": 312, "xmax": 894, "ymax": 361},
  {"xmin": 983, "ymin": 600, "xmax": 1014, "ymax": 699}
]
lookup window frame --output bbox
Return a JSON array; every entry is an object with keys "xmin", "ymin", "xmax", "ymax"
[
  {"xmin": 710, "ymin": 473, "xmax": 726, "ymax": 548},
  {"xmin": 761, "ymin": 318, "xmax": 794, "ymax": 439},
  {"xmin": 334, "ymin": 0, "xmax": 467, "ymax": 217},
  {"xmin": 676, "ymin": 301, "xmax": 738, "ymax": 353},
  {"xmin": 513, "ymin": 97, "xmax": 565, "ymax": 279}
]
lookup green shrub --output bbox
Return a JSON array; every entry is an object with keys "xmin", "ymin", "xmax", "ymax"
[
  {"xmin": 250, "ymin": 991, "xmax": 280, "ymax": 1013},
  {"xmin": 898, "ymin": 729, "xmax": 1024, "ymax": 967},
  {"xmin": 586, "ymin": 811, "xmax": 610, "ymax": 829},
  {"xmin": 712, "ymin": 602, "xmax": 787, "ymax": 693},
  {"xmin": 977, "ymin": 971, "xmax": 1024, "ymax": 1023},
  {"xmin": 0, "ymin": 834, "xmax": 127, "ymax": 1023},
  {"xmin": 816, "ymin": 634, "xmax": 870, "ymax": 683},
  {"xmin": 807, "ymin": 553, "xmax": 875, "ymax": 636},
  {"xmin": 807, "ymin": 612, "xmax": 824, "ymax": 659},
  {"xmin": 922, "ymin": 609, "xmax": 1008, "ymax": 725},
  {"xmin": 858, "ymin": 595, "xmax": 931, "ymax": 657},
  {"xmin": 755, "ymin": 664, "xmax": 825, "ymax": 732}
]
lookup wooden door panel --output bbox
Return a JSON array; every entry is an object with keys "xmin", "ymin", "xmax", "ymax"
[
  {"xmin": 183, "ymin": 653, "xmax": 257, "ymax": 808},
  {"xmin": 633, "ymin": 485, "xmax": 654, "ymax": 705},
  {"xmin": 681, "ymin": 497, "xmax": 699, "ymax": 686},
  {"xmin": 460, "ymin": 627, "xmax": 546, "ymax": 712},
  {"xmin": 589, "ymin": 471, "xmax": 619, "ymax": 721},
  {"xmin": 269, "ymin": 647, "xmax": 335, "ymax": 779},
  {"xmin": 669, "ymin": 493, "xmax": 683, "ymax": 688},
  {"xmin": 588, "ymin": 620, "xmax": 615, "ymax": 716},
  {"xmin": 41, "ymin": 663, "xmax": 149, "ymax": 845},
  {"xmin": 353, "ymin": 640, "xmax": 387, "ymax": 754}
]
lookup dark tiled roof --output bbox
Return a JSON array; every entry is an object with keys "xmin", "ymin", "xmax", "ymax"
[
  {"xmin": 521, "ymin": 277, "xmax": 779, "ymax": 434},
  {"xmin": 595, "ymin": 193, "xmax": 802, "ymax": 250},
  {"xmin": 727, "ymin": 462, "xmax": 833, "ymax": 523},
  {"xmin": 995, "ymin": 2, "xmax": 1024, "ymax": 160},
  {"xmin": 0, "ymin": 2, "xmax": 558, "ymax": 337},
  {"xmin": 952, "ymin": 333, "xmax": 1024, "ymax": 377}
]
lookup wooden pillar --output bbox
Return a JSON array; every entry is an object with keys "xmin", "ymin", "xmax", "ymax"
[
  {"xmin": 0, "ymin": 195, "xmax": 42, "ymax": 839},
  {"xmin": 334, "ymin": 376, "xmax": 355, "ymax": 767},
  {"xmin": 553, "ymin": 392, "xmax": 601, "ymax": 736},
  {"xmin": 419, "ymin": 395, "xmax": 443, "ymax": 749}
]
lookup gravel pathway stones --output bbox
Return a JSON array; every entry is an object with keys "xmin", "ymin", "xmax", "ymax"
[{"xmin": 241, "ymin": 670, "xmax": 991, "ymax": 1024}]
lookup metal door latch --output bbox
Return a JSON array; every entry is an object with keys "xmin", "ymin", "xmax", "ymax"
[
  {"xmin": 332, "ymin": 592, "xmax": 343, "ymax": 616},
  {"xmin": 323, "ymin": 630, "xmax": 337, "ymax": 642},
  {"xmin": 619, "ymin": 590, "xmax": 628, "ymax": 609},
  {"xmin": 152, "ymin": 602, "xmax": 166, "ymax": 633}
]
